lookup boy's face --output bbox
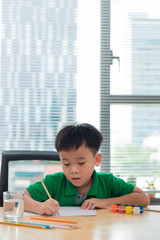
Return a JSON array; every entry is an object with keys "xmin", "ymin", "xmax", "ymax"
[{"xmin": 59, "ymin": 144, "xmax": 102, "ymax": 195}]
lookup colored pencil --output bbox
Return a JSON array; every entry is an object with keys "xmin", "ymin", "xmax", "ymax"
[
  {"xmin": 49, "ymin": 223, "xmax": 78, "ymax": 230},
  {"xmin": 39, "ymin": 176, "xmax": 52, "ymax": 199},
  {"xmin": 8, "ymin": 221, "xmax": 78, "ymax": 230},
  {"xmin": 39, "ymin": 176, "xmax": 60, "ymax": 216},
  {"xmin": 0, "ymin": 221, "xmax": 49, "ymax": 229},
  {"xmin": 30, "ymin": 216, "xmax": 77, "ymax": 224},
  {"xmin": 8, "ymin": 221, "xmax": 52, "ymax": 229},
  {"xmin": 144, "ymin": 208, "xmax": 160, "ymax": 213}
]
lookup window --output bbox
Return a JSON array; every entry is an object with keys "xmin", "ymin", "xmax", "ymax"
[
  {"xmin": 0, "ymin": 0, "xmax": 160, "ymax": 200},
  {"xmin": 0, "ymin": 0, "xmax": 100, "ymax": 154},
  {"xmin": 101, "ymin": 0, "xmax": 160, "ymax": 198}
]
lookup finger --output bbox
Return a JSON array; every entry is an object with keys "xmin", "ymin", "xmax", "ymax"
[
  {"xmin": 81, "ymin": 200, "xmax": 89, "ymax": 209},
  {"xmin": 90, "ymin": 203, "xmax": 96, "ymax": 210},
  {"xmin": 48, "ymin": 199, "xmax": 60, "ymax": 209},
  {"xmin": 47, "ymin": 205, "xmax": 59, "ymax": 215},
  {"xmin": 48, "ymin": 200, "xmax": 60, "ymax": 212},
  {"xmin": 85, "ymin": 202, "xmax": 93, "ymax": 210},
  {"xmin": 44, "ymin": 207, "xmax": 53, "ymax": 215},
  {"xmin": 82, "ymin": 200, "xmax": 92, "ymax": 210},
  {"xmin": 52, "ymin": 199, "xmax": 59, "ymax": 206},
  {"xmin": 53, "ymin": 205, "xmax": 60, "ymax": 213},
  {"xmin": 50, "ymin": 201, "xmax": 59, "ymax": 208}
]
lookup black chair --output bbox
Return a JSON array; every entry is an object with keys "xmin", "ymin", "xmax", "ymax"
[{"xmin": 0, "ymin": 150, "xmax": 60, "ymax": 206}]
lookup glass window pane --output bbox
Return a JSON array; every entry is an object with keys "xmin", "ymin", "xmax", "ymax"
[
  {"xmin": 110, "ymin": 104, "xmax": 160, "ymax": 196},
  {"xmin": 110, "ymin": 0, "xmax": 160, "ymax": 95},
  {"xmin": 0, "ymin": 0, "xmax": 100, "ymax": 156}
]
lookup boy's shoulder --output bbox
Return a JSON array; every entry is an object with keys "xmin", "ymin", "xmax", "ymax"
[
  {"xmin": 28, "ymin": 172, "xmax": 66, "ymax": 186},
  {"xmin": 44, "ymin": 172, "xmax": 66, "ymax": 187},
  {"xmin": 94, "ymin": 171, "xmax": 115, "ymax": 183},
  {"xmin": 95, "ymin": 171, "xmax": 126, "ymax": 184},
  {"xmin": 46, "ymin": 171, "xmax": 65, "ymax": 179},
  {"xmin": 95, "ymin": 171, "xmax": 135, "ymax": 195},
  {"xmin": 96, "ymin": 171, "xmax": 114, "ymax": 178}
]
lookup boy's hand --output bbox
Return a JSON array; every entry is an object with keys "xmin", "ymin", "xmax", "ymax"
[
  {"xmin": 38, "ymin": 198, "xmax": 60, "ymax": 215},
  {"xmin": 81, "ymin": 198, "xmax": 107, "ymax": 210}
]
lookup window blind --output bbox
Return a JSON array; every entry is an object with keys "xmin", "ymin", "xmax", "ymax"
[{"xmin": 0, "ymin": 0, "xmax": 100, "ymax": 155}]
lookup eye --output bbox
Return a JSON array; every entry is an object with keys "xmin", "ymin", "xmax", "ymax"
[
  {"xmin": 79, "ymin": 162, "xmax": 85, "ymax": 165},
  {"xmin": 63, "ymin": 163, "xmax": 70, "ymax": 166}
]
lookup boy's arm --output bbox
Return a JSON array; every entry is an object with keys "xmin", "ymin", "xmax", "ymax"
[
  {"xmin": 24, "ymin": 189, "xmax": 60, "ymax": 215},
  {"xmin": 81, "ymin": 186, "xmax": 150, "ymax": 210}
]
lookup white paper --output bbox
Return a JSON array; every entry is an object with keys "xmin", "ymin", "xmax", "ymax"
[{"xmin": 24, "ymin": 206, "xmax": 97, "ymax": 217}]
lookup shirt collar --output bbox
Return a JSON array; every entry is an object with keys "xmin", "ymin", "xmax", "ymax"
[{"xmin": 64, "ymin": 169, "xmax": 99, "ymax": 196}]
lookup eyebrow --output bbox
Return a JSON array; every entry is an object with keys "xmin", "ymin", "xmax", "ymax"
[
  {"xmin": 61, "ymin": 157, "xmax": 86, "ymax": 161},
  {"xmin": 76, "ymin": 157, "xmax": 86, "ymax": 160},
  {"xmin": 61, "ymin": 158, "xmax": 69, "ymax": 161}
]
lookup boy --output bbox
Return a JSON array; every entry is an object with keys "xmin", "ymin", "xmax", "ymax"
[{"xmin": 24, "ymin": 123, "xmax": 150, "ymax": 215}]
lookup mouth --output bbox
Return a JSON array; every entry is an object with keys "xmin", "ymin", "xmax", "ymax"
[{"xmin": 72, "ymin": 177, "xmax": 81, "ymax": 182}]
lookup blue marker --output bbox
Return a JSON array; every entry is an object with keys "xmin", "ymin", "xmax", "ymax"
[{"xmin": 137, "ymin": 206, "xmax": 144, "ymax": 214}]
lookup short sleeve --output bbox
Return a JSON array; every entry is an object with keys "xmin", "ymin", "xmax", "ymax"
[
  {"xmin": 26, "ymin": 172, "xmax": 64, "ymax": 202},
  {"xmin": 26, "ymin": 179, "xmax": 49, "ymax": 202},
  {"xmin": 110, "ymin": 174, "xmax": 135, "ymax": 197}
]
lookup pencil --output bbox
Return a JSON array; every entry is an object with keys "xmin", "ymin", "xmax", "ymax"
[
  {"xmin": 39, "ymin": 176, "xmax": 60, "ymax": 216},
  {"xmin": 144, "ymin": 208, "xmax": 160, "ymax": 213},
  {"xmin": 8, "ymin": 221, "xmax": 53, "ymax": 229},
  {"xmin": 0, "ymin": 221, "xmax": 49, "ymax": 229},
  {"xmin": 39, "ymin": 176, "xmax": 52, "ymax": 198},
  {"xmin": 51, "ymin": 223, "xmax": 79, "ymax": 229},
  {"xmin": 7, "ymin": 221, "xmax": 78, "ymax": 230},
  {"xmin": 30, "ymin": 216, "xmax": 77, "ymax": 224}
]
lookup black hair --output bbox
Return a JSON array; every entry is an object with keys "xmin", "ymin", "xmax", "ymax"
[{"xmin": 55, "ymin": 123, "xmax": 103, "ymax": 155}]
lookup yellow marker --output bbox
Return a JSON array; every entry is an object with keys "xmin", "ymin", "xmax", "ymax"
[{"xmin": 125, "ymin": 206, "xmax": 132, "ymax": 214}]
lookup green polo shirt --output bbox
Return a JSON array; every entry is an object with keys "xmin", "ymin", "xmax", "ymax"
[{"xmin": 26, "ymin": 170, "xmax": 135, "ymax": 206}]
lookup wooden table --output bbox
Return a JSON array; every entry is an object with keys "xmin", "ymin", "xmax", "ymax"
[{"xmin": 0, "ymin": 206, "xmax": 160, "ymax": 240}]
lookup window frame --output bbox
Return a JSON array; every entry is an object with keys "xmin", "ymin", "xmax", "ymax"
[{"xmin": 100, "ymin": 0, "xmax": 160, "ymax": 203}]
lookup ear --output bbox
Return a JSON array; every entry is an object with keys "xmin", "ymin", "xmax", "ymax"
[{"xmin": 95, "ymin": 153, "xmax": 102, "ymax": 167}]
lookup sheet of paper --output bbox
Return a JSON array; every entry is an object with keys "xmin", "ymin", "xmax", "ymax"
[
  {"xmin": 24, "ymin": 206, "xmax": 97, "ymax": 217},
  {"xmin": 146, "ymin": 205, "xmax": 160, "ymax": 212}
]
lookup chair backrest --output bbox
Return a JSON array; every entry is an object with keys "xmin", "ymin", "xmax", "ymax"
[{"xmin": 0, "ymin": 150, "xmax": 60, "ymax": 206}]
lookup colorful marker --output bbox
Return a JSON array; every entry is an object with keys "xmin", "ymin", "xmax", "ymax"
[
  {"xmin": 110, "ymin": 205, "xmax": 144, "ymax": 214},
  {"xmin": 118, "ymin": 205, "xmax": 125, "ymax": 213},
  {"xmin": 111, "ymin": 205, "xmax": 118, "ymax": 212},
  {"xmin": 125, "ymin": 206, "xmax": 132, "ymax": 214}
]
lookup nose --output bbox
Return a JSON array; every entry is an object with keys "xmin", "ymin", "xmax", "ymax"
[{"xmin": 70, "ymin": 165, "xmax": 79, "ymax": 173}]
